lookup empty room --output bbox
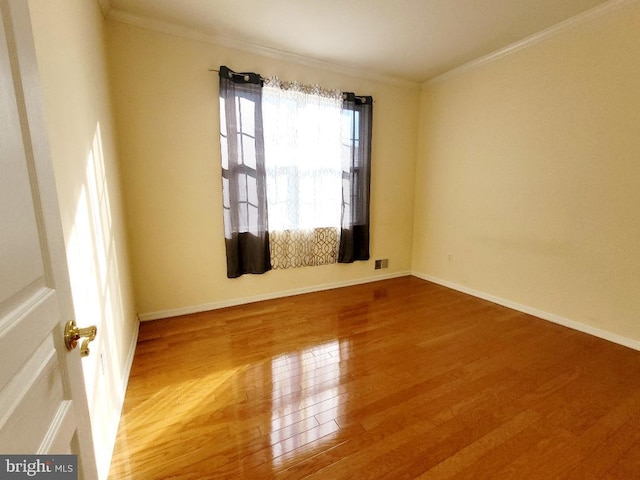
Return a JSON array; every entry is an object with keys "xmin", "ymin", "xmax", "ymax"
[{"xmin": 1, "ymin": 0, "xmax": 639, "ymax": 478}]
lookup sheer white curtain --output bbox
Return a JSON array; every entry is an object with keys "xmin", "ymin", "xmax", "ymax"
[{"xmin": 262, "ymin": 80, "xmax": 344, "ymax": 269}]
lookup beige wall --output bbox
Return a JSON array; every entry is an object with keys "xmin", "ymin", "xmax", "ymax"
[
  {"xmin": 23, "ymin": 0, "xmax": 639, "ymax": 474},
  {"xmin": 106, "ymin": 20, "xmax": 419, "ymax": 317},
  {"xmin": 413, "ymin": 2, "xmax": 640, "ymax": 342},
  {"xmin": 28, "ymin": 1, "xmax": 138, "ymax": 478}
]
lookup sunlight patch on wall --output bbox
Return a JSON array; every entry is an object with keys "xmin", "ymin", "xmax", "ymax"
[{"xmin": 66, "ymin": 123, "xmax": 127, "ymax": 476}]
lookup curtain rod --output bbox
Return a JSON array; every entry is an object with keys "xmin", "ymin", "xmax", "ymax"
[
  {"xmin": 209, "ymin": 68, "xmax": 372, "ymax": 103},
  {"xmin": 209, "ymin": 68, "xmax": 265, "ymax": 82}
]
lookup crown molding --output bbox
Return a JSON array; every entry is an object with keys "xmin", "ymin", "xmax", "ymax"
[
  {"xmin": 426, "ymin": 0, "xmax": 639, "ymax": 87},
  {"xmin": 106, "ymin": 8, "xmax": 420, "ymax": 90}
]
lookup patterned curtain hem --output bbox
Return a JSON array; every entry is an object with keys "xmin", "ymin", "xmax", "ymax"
[{"xmin": 270, "ymin": 227, "xmax": 339, "ymax": 269}]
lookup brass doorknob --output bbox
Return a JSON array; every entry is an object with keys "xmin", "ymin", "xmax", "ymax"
[{"xmin": 64, "ymin": 320, "xmax": 97, "ymax": 357}]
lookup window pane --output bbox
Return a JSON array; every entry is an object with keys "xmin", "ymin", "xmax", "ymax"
[
  {"xmin": 220, "ymin": 136, "xmax": 229, "ymax": 170},
  {"xmin": 238, "ymin": 202, "xmax": 248, "ymax": 232},
  {"xmin": 242, "ymin": 135, "xmax": 256, "ymax": 170},
  {"xmin": 238, "ymin": 96, "xmax": 256, "ymax": 137},
  {"xmin": 237, "ymin": 173, "xmax": 247, "ymax": 202},
  {"xmin": 263, "ymin": 85, "xmax": 343, "ymax": 231},
  {"xmin": 219, "ymin": 97, "xmax": 227, "ymax": 137},
  {"xmin": 222, "ymin": 177, "xmax": 230, "ymax": 208},
  {"xmin": 247, "ymin": 175, "xmax": 257, "ymax": 206}
]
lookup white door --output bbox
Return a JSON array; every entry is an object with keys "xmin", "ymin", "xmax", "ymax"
[{"xmin": 0, "ymin": 0, "xmax": 97, "ymax": 478}]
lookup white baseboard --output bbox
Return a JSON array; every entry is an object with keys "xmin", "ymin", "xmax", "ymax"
[
  {"xmin": 412, "ymin": 271, "xmax": 640, "ymax": 352},
  {"xmin": 138, "ymin": 271, "xmax": 411, "ymax": 321},
  {"xmin": 100, "ymin": 320, "xmax": 140, "ymax": 480},
  {"xmin": 119, "ymin": 320, "xmax": 139, "ymax": 400}
]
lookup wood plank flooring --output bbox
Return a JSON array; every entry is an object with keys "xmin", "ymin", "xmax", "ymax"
[{"xmin": 109, "ymin": 276, "xmax": 640, "ymax": 479}]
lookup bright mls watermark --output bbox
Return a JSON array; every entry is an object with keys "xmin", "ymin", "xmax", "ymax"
[{"xmin": 0, "ymin": 455, "xmax": 77, "ymax": 479}]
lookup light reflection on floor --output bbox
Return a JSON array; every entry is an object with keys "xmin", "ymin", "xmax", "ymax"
[{"xmin": 270, "ymin": 339, "xmax": 350, "ymax": 466}]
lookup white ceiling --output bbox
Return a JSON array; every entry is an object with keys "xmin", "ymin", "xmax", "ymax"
[{"xmin": 106, "ymin": 0, "xmax": 612, "ymax": 83}]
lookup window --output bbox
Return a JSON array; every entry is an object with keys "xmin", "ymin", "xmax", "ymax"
[
  {"xmin": 262, "ymin": 83, "xmax": 343, "ymax": 232},
  {"xmin": 218, "ymin": 66, "xmax": 372, "ymax": 278},
  {"xmin": 262, "ymin": 81, "xmax": 344, "ymax": 269}
]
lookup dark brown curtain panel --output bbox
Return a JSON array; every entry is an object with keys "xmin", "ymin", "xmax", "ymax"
[
  {"xmin": 339, "ymin": 93, "xmax": 373, "ymax": 263},
  {"xmin": 219, "ymin": 66, "xmax": 271, "ymax": 278}
]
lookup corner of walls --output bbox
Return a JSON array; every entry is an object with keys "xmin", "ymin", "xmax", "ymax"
[
  {"xmin": 412, "ymin": 0, "xmax": 640, "ymax": 350},
  {"xmin": 412, "ymin": 270, "xmax": 640, "ymax": 352},
  {"xmin": 139, "ymin": 271, "xmax": 411, "ymax": 321},
  {"xmin": 96, "ymin": 0, "xmax": 112, "ymax": 17},
  {"xmin": 97, "ymin": 321, "xmax": 139, "ymax": 477},
  {"xmin": 106, "ymin": 18, "xmax": 420, "ymax": 316},
  {"xmin": 28, "ymin": 0, "xmax": 139, "ymax": 478}
]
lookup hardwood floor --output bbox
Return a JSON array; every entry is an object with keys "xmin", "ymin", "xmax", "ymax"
[{"xmin": 109, "ymin": 276, "xmax": 640, "ymax": 479}]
